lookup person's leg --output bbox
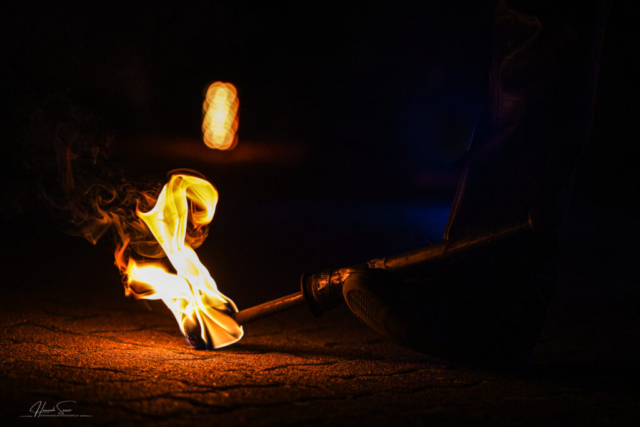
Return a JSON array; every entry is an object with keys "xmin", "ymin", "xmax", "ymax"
[{"xmin": 386, "ymin": 0, "xmax": 611, "ymax": 365}]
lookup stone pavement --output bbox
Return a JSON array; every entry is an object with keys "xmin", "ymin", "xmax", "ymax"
[{"xmin": 2, "ymin": 290, "xmax": 639, "ymax": 426}]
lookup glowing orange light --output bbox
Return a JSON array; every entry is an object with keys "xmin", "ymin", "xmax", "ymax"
[
  {"xmin": 118, "ymin": 174, "xmax": 243, "ymax": 349},
  {"xmin": 202, "ymin": 82, "xmax": 239, "ymax": 150}
]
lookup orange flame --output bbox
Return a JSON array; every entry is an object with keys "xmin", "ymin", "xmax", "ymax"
[
  {"xmin": 117, "ymin": 174, "xmax": 243, "ymax": 349},
  {"xmin": 202, "ymin": 82, "xmax": 239, "ymax": 150}
]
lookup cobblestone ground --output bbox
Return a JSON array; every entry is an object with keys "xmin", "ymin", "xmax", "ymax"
[{"xmin": 2, "ymin": 292, "xmax": 639, "ymax": 426}]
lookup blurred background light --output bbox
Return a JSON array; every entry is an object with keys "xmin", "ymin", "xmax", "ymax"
[{"xmin": 203, "ymin": 82, "xmax": 239, "ymax": 150}]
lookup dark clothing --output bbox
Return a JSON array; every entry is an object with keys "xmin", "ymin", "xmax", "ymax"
[{"xmin": 397, "ymin": 0, "xmax": 611, "ymax": 365}]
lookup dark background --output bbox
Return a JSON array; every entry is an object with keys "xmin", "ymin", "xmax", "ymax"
[
  {"xmin": 1, "ymin": 2, "xmax": 640, "ymax": 424},
  {"xmin": 0, "ymin": 1, "xmax": 637, "ymax": 341}
]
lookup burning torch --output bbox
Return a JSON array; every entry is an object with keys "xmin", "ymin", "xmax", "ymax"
[{"xmin": 111, "ymin": 84, "xmax": 553, "ymax": 356}]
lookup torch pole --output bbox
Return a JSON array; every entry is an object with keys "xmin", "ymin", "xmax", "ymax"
[
  {"xmin": 234, "ymin": 291, "xmax": 305, "ymax": 325},
  {"xmin": 234, "ymin": 212, "xmax": 547, "ymax": 323}
]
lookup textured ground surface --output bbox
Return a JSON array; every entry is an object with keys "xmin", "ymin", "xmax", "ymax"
[{"xmin": 1, "ymin": 287, "xmax": 639, "ymax": 426}]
